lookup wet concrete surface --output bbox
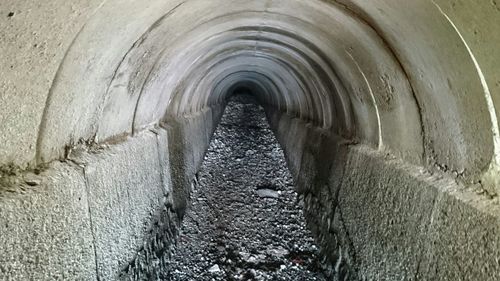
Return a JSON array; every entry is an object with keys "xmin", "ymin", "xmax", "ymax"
[{"xmin": 162, "ymin": 95, "xmax": 329, "ymax": 281}]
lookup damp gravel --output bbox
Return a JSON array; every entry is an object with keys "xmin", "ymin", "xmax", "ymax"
[{"xmin": 162, "ymin": 95, "xmax": 329, "ymax": 281}]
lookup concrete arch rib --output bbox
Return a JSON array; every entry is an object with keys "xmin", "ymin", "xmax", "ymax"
[
  {"xmin": 34, "ymin": 0, "xmax": 425, "ymax": 165},
  {"xmin": 2, "ymin": 0, "xmax": 500, "ymax": 280}
]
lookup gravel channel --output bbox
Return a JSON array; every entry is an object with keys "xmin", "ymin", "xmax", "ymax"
[{"xmin": 163, "ymin": 95, "xmax": 329, "ymax": 281}]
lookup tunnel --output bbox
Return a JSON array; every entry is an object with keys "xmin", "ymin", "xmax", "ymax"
[{"xmin": 1, "ymin": 0, "xmax": 500, "ymax": 280}]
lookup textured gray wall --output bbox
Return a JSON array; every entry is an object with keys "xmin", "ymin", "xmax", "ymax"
[
  {"xmin": 0, "ymin": 162, "xmax": 96, "ymax": 280},
  {"xmin": 1, "ymin": 0, "xmax": 500, "ymax": 280},
  {"xmin": 267, "ymin": 110, "xmax": 500, "ymax": 280},
  {"xmin": 0, "ymin": 129, "xmax": 177, "ymax": 280}
]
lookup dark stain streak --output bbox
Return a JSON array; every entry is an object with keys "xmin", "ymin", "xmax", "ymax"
[
  {"xmin": 103, "ymin": 1, "xmax": 186, "ymax": 100},
  {"xmin": 126, "ymin": 2, "xmax": 186, "ymax": 136},
  {"xmin": 35, "ymin": 13, "xmax": 94, "ymax": 165},
  {"xmin": 328, "ymin": 0, "xmax": 427, "ymax": 164}
]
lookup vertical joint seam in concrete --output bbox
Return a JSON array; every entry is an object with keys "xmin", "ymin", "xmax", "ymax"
[
  {"xmin": 153, "ymin": 129, "xmax": 167, "ymax": 196},
  {"xmin": 81, "ymin": 165, "xmax": 101, "ymax": 281},
  {"xmin": 333, "ymin": 146, "xmax": 359, "ymax": 278}
]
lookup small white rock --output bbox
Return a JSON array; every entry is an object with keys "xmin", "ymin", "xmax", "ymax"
[
  {"xmin": 208, "ymin": 264, "xmax": 220, "ymax": 273},
  {"xmin": 256, "ymin": 188, "xmax": 279, "ymax": 199}
]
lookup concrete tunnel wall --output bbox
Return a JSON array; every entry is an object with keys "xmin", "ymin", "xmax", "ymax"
[{"xmin": 1, "ymin": 0, "xmax": 500, "ymax": 280}]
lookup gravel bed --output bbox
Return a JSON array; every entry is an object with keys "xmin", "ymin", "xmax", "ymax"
[{"xmin": 163, "ymin": 96, "xmax": 329, "ymax": 281}]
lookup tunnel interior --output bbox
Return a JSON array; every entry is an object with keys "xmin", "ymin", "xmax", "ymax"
[
  {"xmin": 1, "ymin": 0, "xmax": 500, "ymax": 280},
  {"xmin": 161, "ymin": 95, "xmax": 329, "ymax": 280}
]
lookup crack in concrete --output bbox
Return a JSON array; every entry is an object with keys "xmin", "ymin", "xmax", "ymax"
[
  {"xmin": 414, "ymin": 188, "xmax": 444, "ymax": 280},
  {"xmin": 131, "ymin": 2, "xmax": 186, "ymax": 136},
  {"xmin": 328, "ymin": 0, "xmax": 427, "ymax": 165},
  {"xmin": 335, "ymin": 191, "xmax": 359, "ymax": 280},
  {"xmin": 35, "ymin": 0, "xmax": 110, "ymax": 166},
  {"xmin": 80, "ymin": 164, "xmax": 102, "ymax": 281},
  {"xmin": 99, "ymin": 1, "xmax": 186, "ymax": 139}
]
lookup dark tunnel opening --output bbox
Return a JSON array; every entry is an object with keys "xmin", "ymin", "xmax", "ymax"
[{"xmin": 230, "ymin": 86, "xmax": 254, "ymax": 98}]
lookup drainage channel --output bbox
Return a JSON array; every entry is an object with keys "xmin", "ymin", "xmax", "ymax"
[{"xmin": 162, "ymin": 95, "xmax": 329, "ymax": 280}]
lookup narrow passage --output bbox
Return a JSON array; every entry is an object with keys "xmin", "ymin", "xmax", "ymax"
[{"xmin": 165, "ymin": 95, "xmax": 328, "ymax": 280}]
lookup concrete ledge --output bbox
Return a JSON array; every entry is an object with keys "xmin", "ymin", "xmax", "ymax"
[
  {"xmin": 119, "ymin": 128, "xmax": 181, "ymax": 280},
  {"xmin": 163, "ymin": 106, "xmax": 224, "ymax": 217},
  {"xmin": 268, "ymin": 110, "xmax": 500, "ymax": 280},
  {"xmin": 336, "ymin": 146, "xmax": 443, "ymax": 280},
  {"xmin": 75, "ymin": 131, "xmax": 167, "ymax": 280},
  {"xmin": 326, "ymin": 146, "xmax": 500, "ymax": 280},
  {"xmin": 0, "ymin": 128, "xmax": 177, "ymax": 280},
  {"xmin": 0, "ymin": 162, "xmax": 96, "ymax": 280},
  {"xmin": 264, "ymin": 107, "xmax": 307, "ymax": 179}
]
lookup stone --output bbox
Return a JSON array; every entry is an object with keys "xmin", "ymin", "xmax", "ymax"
[
  {"xmin": 208, "ymin": 264, "xmax": 220, "ymax": 273},
  {"xmin": 256, "ymin": 189, "xmax": 279, "ymax": 199},
  {"xmin": 23, "ymin": 177, "xmax": 40, "ymax": 186},
  {"xmin": 267, "ymin": 247, "xmax": 289, "ymax": 259}
]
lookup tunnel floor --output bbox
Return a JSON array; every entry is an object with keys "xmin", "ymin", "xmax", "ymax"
[{"xmin": 163, "ymin": 96, "xmax": 329, "ymax": 280}]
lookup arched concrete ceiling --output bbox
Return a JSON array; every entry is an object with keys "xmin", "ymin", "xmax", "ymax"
[{"xmin": 1, "ymin": 0, "xmax": 499, "ymax": 189}]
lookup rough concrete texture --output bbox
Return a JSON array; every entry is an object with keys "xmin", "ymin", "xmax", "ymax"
[
  {"xmin": 113, "ymin": 108, "xmax": 225, "ymax": 280},
  {"xmin": 267, "ymin": 109, "xmax": 500, "ymax": 280},
  {"xmin": 118, "ymin": 128, "xmax": 183, "ymax": 280},
  {"xmin": 1, "ymin": 0, "xmax": 500, "ymax": 280},
  {"xmin": 0, "ymin": 129, "xmax": 178, "ymax": 280},
  {"xmin": 163, "ymin": 106, "xmax": 224, "ymax": 217},
  {"xmin": 120, "ymin": 193, "xmax": 180, "ymax": 281},
  {"xmin": 0, "ymin": 162, "xmax": 96, "ymax": 280},
  {"xmin": 0, "ymin": 0, "xmax": 103, "ymax": 167},
  {"xmin": 156, "ymin": 128, "xmax": 174, "ymax": 195},
  {"xmin": 335, "ymin": 0, "xmax": 498, "ymax": 178},
  {"xmin": 1, "ymin": 0, "xmax": 497, "ymax": 178},
  {"xmin": 334, "ymin": 145, "xmax": 500, "ymax": 280},
  {"xmin": 73, "ymin": 131, "xmax": 170, "ymax": 280}
]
